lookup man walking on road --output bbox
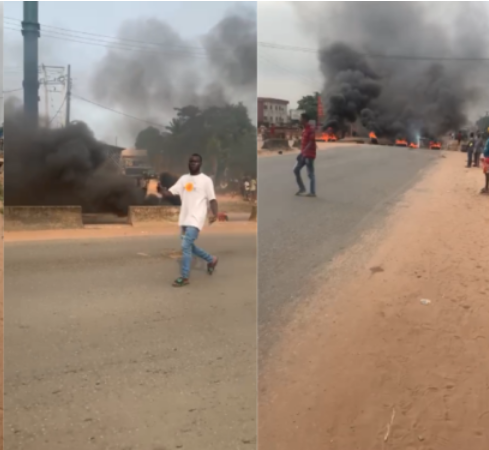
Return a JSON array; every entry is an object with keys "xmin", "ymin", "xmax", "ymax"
[
  {"xmin": 160, "ymin": 154, "xmax": 219, "ymax": 287},
  {"xmin": 294, "ymin": 112, "xmax": 316, "ymax": 197}
]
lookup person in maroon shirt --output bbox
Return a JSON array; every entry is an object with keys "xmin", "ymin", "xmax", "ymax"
[{"xmin": 294, "ymin": 113, "xmax": 316, "ymax": 197}]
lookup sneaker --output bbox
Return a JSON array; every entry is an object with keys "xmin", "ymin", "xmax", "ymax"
[
  {"xmin": 306, "ymin": 193, "xmax": 317, "ymax": 198},
  {"xmin": 207, "ymin": 257, "xmax": 219, "ymax": 275},
  {"xmin": 173, "ymin": 277, "xmax": 190, "ymax": 287},
  {"xmin": 295, "ymin": 190, "xmax": 306, "ymax": 196}
]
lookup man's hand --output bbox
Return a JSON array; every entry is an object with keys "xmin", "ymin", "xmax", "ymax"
[
  {"xmin": 209, "ymin": 214, "xmax": 218, "ymax": 224},
  {"xmin": 160, "ymin": 186, "xmax": 174, "ymax": 199}
]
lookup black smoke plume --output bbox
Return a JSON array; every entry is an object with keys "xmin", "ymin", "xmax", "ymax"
[
  {"xmin": 4, "ymin": 103, "xmax": 159, "ymax": 215},
  {"xmin": 301, "ymin": 2, "xmax": 489, "ymax": 140}
]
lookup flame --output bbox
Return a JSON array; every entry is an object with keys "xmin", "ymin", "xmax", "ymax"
[
  {"xmin": 369, "ymin": 131, "xmax": 377, "ymax": 139},
  {"xmin": 319, "ymin": 129, "xmax": 338, "ymax": 142},
  {"xmin": 395, "ymin": 139, "xmax": 408, "ymax": 147},
  {"xmin": 429, "ymin": 141, "xmax": 441, "ymax": 150},
  {"xmin": 409, "ymin": 142, "xmax": 419, "ymax": 149}
]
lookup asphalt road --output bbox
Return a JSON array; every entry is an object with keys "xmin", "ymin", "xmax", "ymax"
[
  {"xmin": 5, "ymin": 234, "xmax": 256, "ymax": 450},
  {"xmin": 258, "ymin": 144, "xmax": 438, "ymax": 351}
]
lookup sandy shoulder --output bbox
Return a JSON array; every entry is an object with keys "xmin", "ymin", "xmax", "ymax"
[{"xmin": 259, "ymin": 151, "xmax": 489, "ymax": 450}]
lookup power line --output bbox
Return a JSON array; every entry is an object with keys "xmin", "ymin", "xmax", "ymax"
[
  {"xmin": 4, "ymin": 16, "xmax": 207, "ymax": 53},
  {"xmin": 258, "ymin": 51, "xmax": 320, "ymax": 88},
  {"xmin": 4, "ymin": 25, "xmax": 208, "ymax": 58},
  {"xmin": 3, "ymin": 88, "xmax": 23, "ymax": 94},
  {"xmin": 71, "ymin": 93, "xmax": 165, "ymax": 128},
  {"xmin": 6, "ymin": 15, "xmax": 486, "ymax": 62},
  {"xmin": 4, "ymin": 18, "xmax": 208, "ymax": 57},
  {"xmin": 258, "ymin": 41, "xmax": 489, "ymax": 62}
]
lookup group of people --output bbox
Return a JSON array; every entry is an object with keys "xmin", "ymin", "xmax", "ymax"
[{"xmin": 466, "ymin": 132, "xmax": 489, "ymax": 194}]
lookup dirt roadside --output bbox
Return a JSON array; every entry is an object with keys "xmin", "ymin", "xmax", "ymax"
[{"xmin": 259, "ymin": 151, "xmax": 489, "ymax": 450}]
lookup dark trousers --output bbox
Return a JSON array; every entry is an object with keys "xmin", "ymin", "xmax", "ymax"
[
  {"xmin": 294, "ymin": 156, "xmax": 315, "ymax": 194},
  {"xmin": 474, "ymin": 152, "xmax": 481, "ymax": 167},
  {"xmin": 467, "ymin": 151, "xmax": 474, "ymax": 167}
]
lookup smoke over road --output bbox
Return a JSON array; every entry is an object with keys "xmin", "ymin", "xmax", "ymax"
[{"xmin": 297, "ymin": 2, "xmax": 488, "ymax": 139}]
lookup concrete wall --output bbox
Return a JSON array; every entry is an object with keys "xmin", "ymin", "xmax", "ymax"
[
  {"xmin": 5, "ymin": 202, "xmax": 254, "ymax": 230},
  {"xmin": 218, "ymin": 200, "xmax": 254, "ymax": 213},
  {"xmin": 4, "ymin": 206, "xmax": 83, "ymax": 231},
  {"xmin": 129, "ymin": 202, "xmax": 253, "ymax": 225},
  {"xmin": 129, "ymin": 205, "xmax": 180, "ymax": 226}
]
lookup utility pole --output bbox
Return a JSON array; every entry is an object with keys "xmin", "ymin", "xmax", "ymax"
[
  {"xmin": 22, "ymin": 1, "xmax": 40, "ymax": 129},
  {"xmin": 65, "ymin": 64, "xmax": 71, "ymax": 126}
]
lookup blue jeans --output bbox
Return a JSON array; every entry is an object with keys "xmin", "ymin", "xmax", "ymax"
[
  {"xmin": 180, "ymin": 226, "xmax": 213, "ymax": 279},
  {"xmin": 294, "ymin": 156, "xmax": 316, "ymax": 194}
]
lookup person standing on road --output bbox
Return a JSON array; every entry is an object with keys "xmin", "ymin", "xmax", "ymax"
[
  {"xmin": 250, "ymin": 177, "xmax": 257, "ymax": 202},
  {"xmin": 294, "ymin": 112, "xmax": 316, "ymax": 197},
  {"xmin": 244, "ymin": 178, "xmax": 251, "ymax": 201},
  {"xmin": 466, "ymin": 132, "xmax": 477, "ymax": 167},
  {"xmin": 481, "ymin": 137, "xmax": 489, "ymax": 194},
  {"xmin": 160, "ymin": 153, "xmax": 219, "ymax": 287},
  {"xmin": 474, "ymin": 133, "xmax": 484, "ymax": 168}
]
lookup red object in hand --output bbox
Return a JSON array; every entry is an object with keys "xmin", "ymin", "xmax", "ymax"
[{"xmin": 217, "ymin": 212, "xmax": 228, "ymax": 222}]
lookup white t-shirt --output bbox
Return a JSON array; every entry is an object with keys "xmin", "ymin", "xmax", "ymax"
[{"xmin": 169, "ymin": 173, "xmax": 216, "ymax": 230}]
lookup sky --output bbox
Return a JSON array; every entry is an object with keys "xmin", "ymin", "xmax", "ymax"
[
  {"xmin": 3, "ymin": 1, "xmax": 488, "ymax": 136},
  {"xmin": 2, "ymin": 1, "xmax": 257, "ymax": 146},
  {"xmin": 257, "ymin": 2, "xmax": 322, "ymax": 110},
  {"xmin": 258, "ymin": 2, "xmax": 489, "ymax": 120}
]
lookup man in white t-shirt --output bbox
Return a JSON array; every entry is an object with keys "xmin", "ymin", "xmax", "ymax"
[{"xmin": 160, "ymin": 154, "xmax": 219, "ymax": 287}]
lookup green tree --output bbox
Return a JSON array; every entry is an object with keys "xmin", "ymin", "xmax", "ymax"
[
  {"xmin": 135, "ymin": 103, "xmax": 256, "ymax": 181},
  {"xmin": 297, "ymin": 92, "xmax": 321, "ymax": 122}
]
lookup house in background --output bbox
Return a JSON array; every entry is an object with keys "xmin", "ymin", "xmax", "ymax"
[{"xmin": 257, "ymin": 97, "xmax": 289, "ymax": 126}]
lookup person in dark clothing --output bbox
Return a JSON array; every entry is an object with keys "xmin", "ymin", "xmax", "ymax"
[
  {"xmin": 466, "ymin": 132, "xmax": 477, "ymax": 167},
  {"xmin": 474, "ymin": 133, "xmax": 484, "ymax": 168},
  {"xmin": 294, "ymin": 113, "xmax": 316, "ymax": 197},
  {"xmin": 481, "ymin": 138, "xmax": 489, "ymax": 194}
]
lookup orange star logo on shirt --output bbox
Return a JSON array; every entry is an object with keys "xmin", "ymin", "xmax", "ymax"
[{"xmin": 184, "ymin": 182, "xmax": 194, "ymax": 192}]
